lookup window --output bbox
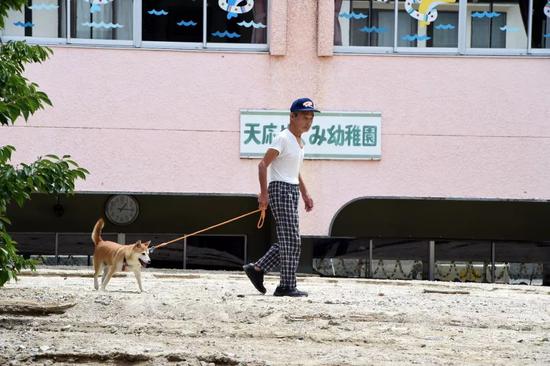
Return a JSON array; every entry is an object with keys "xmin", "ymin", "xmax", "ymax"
[
  {"xmin": 142, "ymin": 0, "xmax": 202, "ymax": 43},
  {"xmin": 470, "ymin": 4, "xmax": 507, "ymax": 48},
  {"xmin": 2, "ymin": 0, "xmax": 67, "ymax": 39},
  {"xmin": 72, "ymin": 0, "xmax": 133, "ymax": 41},
  {"xmin": 397, "ymin": 0, "xmax": 459, "ymax": 49},
  {"xmin": 0, "ymin": 0, "xmax": 268, "ymax": 49},
  {"xmin": 335, "ymin": 0, "xmax": 549, "ymax": 55},
  {"xmin": 435, "ymin": 240, "xmax": 493, "ymax": 282},
  {"xmin": 335, "ymin": 0, "xmax": 396, "ymax": 49},
  {"xmin": 531, "ymin": 0, "xmax": 550, "ymax": 49},
  {"xmin": 125, "ymin": 234, "xmax": 246, "ymax": 270},
  {"xmin": 468, "ymin": 0, "xmax": 526, "ymax": 50},
  {"xmin": 206, "ymin": 0, "xmax": 267, "ymax": 44},
  {"xmin": 310, "ymin": 237, "xmax": 428, "ymax": 280}
]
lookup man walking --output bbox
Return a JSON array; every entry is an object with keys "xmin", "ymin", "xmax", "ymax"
[{"xmin": 243, "ymin": 98, "xmax": 319, "ymax": 297}]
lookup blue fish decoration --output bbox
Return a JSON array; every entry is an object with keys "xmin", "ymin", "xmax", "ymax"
[
  {"xmin": 90, "ymin": 3, "xmax": 101, "ymax": 13},
  {"xmin": 227, "ymin": 0, "xmax": 239, "ymax": 19}
]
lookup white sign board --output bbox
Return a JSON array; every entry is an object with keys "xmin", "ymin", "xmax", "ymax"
[{"xmin": 240, "ymin": 110, "xmax": 381, "ymax": 160}]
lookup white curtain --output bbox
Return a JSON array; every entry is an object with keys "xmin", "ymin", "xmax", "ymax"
[{"xmin": 74, "ymin": 0, "xmax": 132, "ymax": 40}]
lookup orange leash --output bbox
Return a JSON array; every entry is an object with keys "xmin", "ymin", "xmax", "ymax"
[{"xmin": 149, "ymin": 208, "xmax": 265, "ymax": 253}]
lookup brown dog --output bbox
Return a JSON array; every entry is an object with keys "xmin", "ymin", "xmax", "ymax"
[{"xmin": 91, "ymin": 218, "xmax": 151, "ymax": 292}]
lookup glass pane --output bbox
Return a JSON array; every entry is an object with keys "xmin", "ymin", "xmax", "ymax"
[
  {"xmin": 71, "ymin": 0, "xmax": 133, "ymax": 40},
  {"xmin": 397, "ymin": 0, "xmax": 459, "ymax": 48},
  {"xmin": 58, "ymin": 232, "xmax": 117, "ymax": 265},
  {"xmin": 334, "ymin": 0, "xmax": 396, "ymax": 47},
  {"xmin": 495, "ymin": 241, "xmax": 550, "ymax": 286},
  {"xmin": 435, "ymin": 240, "xmax": 492, "ymax": 282},
  {"xmin": 467, "ymin": 0, "xmax": 528, "ymax": 49},
  {"xmin": 186, "ymin": 235, "xmax": 245, "ymax": 270},
  {"xmin": 312, "ymin": 238, "xmax": 369, "ymax": 277},
  {"xmin": 2, "ymin": 0, "xmax": 66, "ymax": 38},
  {"xmin": 57, "ymin": 232, "xmax": 115, "ymax": 255},
  {"xmin": 142, "ymin": 0, "xmax": 203, "ymax": 42},
  {"xmin": 126, "ymin": 233, "xmax": 184, "ymax": 269},
  {"xmin": 432, "ymin": 11, "xmax": 459, "ymax": 46},
  {"xmin": 531, "ymin": 0, "xmax": 550, "ymax": 48},
  {"xmin": 9, "ymin": 232, "xmax": 56, "ymax": 255},
  {"xmin": 206, "ymin": 0, "xmax": 268, "ymax": 44},
  {"xmin": 372, "ymin": 239, "xmax": 428, "ymax": 280}
]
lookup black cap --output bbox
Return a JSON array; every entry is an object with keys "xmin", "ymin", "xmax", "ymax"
[{"xmin": 290, "ymin": 98, "xmax": 320, "ymax": 113}]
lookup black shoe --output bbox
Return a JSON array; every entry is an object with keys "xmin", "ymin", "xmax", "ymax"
[
  {"xmin": 243, "ymin": 263, "xmax": 266, "ymax": 294},
  {"xmin": 273, "ymin": 286, "xmax": 308, "ymax": 297}
]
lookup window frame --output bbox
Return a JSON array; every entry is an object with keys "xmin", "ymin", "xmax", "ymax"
[
  {"xmin": 334, "ymin": 0, "xmax": 550, "ymax": 56},
  {"xmin": 0, "ymin": 0, "xmax": 270, "ymax": 52}
]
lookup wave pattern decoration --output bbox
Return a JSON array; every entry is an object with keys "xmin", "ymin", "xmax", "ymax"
[
  {"xmin": 14, "ymin": 21, "xmax": 34, "ymax": 27},
  {"xmin": 237, "ymin": 20, "xmax": 266, "ymax": 28},
  {"xmin": 401, "ymin": 34, "xmax": 431, "ymax": 41},
  {"xmin": 28, "ymin": 4, "xmax": 59, "ymax": 10},
  {"xmin": 499, "ymin": 25, "xmax": 519, "ymax": 32},
  {"xmin": 177, "ymin": 20, "xmax": 197, "ymax": 27},
  {"xmin": 148, "ymin": 9, "xmax": 169, "ymax": 16},
  {"xmin": 82, "ymin": 22, "xmax": 124, "ymax": 29},
  {"xmin": 434, "ymin": 23, "xmax": 455, "ymax": 30},
  {"xmin": 211, "ymin": 31, "xmax": 241, "ymax": 38},
  {"xmin": 339, "ymin": 12, "xmax": 368, "ymax": 19},
  {"xmin": 471, "ymin": 11, "xmax": 500, "ymax": 18},
  {"xmin": 358, "ymin": 26, "xmax": 387, "ymax": 33}
]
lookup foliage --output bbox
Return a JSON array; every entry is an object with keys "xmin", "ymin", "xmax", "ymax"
[
  {"xmin": 0, "ymin": 1, "xmax": 89, "ymax": 286},
  {"xmin": 0, "ymin": 40, "xmax": 53, "ymax": 125}
]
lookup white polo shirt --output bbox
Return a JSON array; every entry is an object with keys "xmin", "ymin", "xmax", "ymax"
[{"xmin": 268, "ymin": 128, "xmax": 304, "ymax": 185}]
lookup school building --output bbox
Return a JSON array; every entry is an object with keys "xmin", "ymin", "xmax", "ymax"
[{"xmin": 2, "ymin": 0, "xmax": 549, "ymax": 285}]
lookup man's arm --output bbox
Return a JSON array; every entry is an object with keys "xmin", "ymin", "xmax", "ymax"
[
  {"xmin": 258, "ymin": 148, "xmax": 279, "ymax": 209},
  {"xmin": 299, "ymin": 174, "xmax": 314, "ymax": 212}
]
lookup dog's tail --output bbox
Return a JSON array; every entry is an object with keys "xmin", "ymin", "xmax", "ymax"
[{"xmin": 92, "ymin": 218, "xmax": 104, "ymax": 245}]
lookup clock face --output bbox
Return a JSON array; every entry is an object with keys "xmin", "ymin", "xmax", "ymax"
[{"xmin": 105, "ymin": 195, "xmax": 139, "ymax": 225}]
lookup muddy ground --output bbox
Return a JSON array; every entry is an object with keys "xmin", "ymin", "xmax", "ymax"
[{"xmin": 0, "ymin": 267, "xmax": 549, "ymax": 365}]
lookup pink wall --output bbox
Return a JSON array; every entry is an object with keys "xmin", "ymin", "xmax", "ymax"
[{"xmin": 2, "ymin": 1, "xmax": 549, "ymax": 235}]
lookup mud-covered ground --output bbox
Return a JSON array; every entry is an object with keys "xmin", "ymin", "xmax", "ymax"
[{"xmin": 0, "ymin": 267, "xmax": 549, "ymax": 365}]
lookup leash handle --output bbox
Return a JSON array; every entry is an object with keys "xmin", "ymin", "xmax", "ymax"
[
  {"xmin": 149, "ymin": 208, "xmax": 266, "ymax": 253},
  {"xmin": 256, "ymin": 208, "xmax": 265, "ymax": 229}
]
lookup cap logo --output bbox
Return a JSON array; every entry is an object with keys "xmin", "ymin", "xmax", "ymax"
[{"xmin": 303, "ymin": 101, "xmax": 313, "ymax": 108}]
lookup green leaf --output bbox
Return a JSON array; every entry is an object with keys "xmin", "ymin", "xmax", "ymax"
[{"xmin": 0, "ymin": 36, "xmax": 89, "ymax": 288}]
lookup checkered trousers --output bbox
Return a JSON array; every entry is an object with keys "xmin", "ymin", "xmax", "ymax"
[{"xmin": 255, "ymin": 181, "xmax": 301, "ymax": 290}]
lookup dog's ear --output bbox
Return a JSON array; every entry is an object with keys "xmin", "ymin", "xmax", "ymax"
[
  {"xmin": 136, "ymin": 240, "xmax": 142, "ymax": 245},
  {"xmin": 144, "ymin": 240, "xmax": 151, "ymax": 247}
]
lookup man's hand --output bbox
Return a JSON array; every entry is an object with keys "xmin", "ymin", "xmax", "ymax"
[
  {"xmin": 303, "ymin": 194, "xmax": 314, "ymax": 212},
  {"xmin": 258, "ymin": 192, "xmax": 269, "ymax": 210}
]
